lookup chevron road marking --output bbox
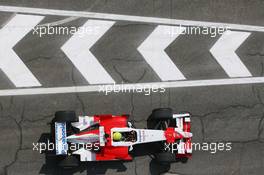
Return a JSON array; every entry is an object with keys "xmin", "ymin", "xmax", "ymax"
[
  {"xmin": 0, "ymin": 14, "xmax": 43, "ymax": 87},
  {"xmin": 210, "ymin": 31, "xmax": 252, "ymax": 77},
  {"xmin": 138, "ymin": 25, "xmax": 186, "ymax": 81},
  {"xmin": 0, "ymin": 6, "xmax": 264, "ymax": 95},
  {"xmin": 0, "ymin": 5, "xmax": 264, "ymax": 32},
  {"xmin": 1, "ymin": 77, "xmax": 264, "ymax": 96},
  {"xmin": 61, "ymin": 20, "xmax": 115, "ymax": 84}
]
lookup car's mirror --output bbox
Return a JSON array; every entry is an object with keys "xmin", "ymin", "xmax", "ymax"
[
  {"xmin": 128, "ymin": 122, "xmax": 133, "ymax": 128},
  {"xmin": 129, "ymin": 145, "xmax": 133, "ymax": 151}
]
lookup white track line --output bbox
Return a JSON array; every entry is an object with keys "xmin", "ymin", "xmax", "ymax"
[
  {"xmin": 1, "ymin": 77, "xmax": 264, "ymax": 96},
  {"xmin": 39, "ymin": 0, "xmax": 102, "ymax": 26},
  {"xmin": 0, "ymin": 5, "xmax": 264, "ymax": 32},
  {"xmin": 138, "ymin": 25, "xmax": 186, "ymax": 81}
]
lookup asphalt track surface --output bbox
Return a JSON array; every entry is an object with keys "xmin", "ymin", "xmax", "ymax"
[{"xmin": 0, "ymin": 0, "xmax": 264, "ymax": 175}]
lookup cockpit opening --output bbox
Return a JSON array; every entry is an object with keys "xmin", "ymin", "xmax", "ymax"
[{"xmin": 113, "ymin": 130, "xmax": 137, "ymax": 142}]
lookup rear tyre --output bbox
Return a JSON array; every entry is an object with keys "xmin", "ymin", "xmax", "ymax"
[
  {"xmin": 58, "ymin": 156, "xmax": 79, "ymax": 169},
  {"xmin": 54, "ymin": 111, "xmax": 77, "ymax": 123},
  {"xmin": 151, "ymin": 108, "xmax": 173, "ymax": 120},
  {"xmin": 154, "ymin": 152, "xmax": 176, "ymax": 163}
]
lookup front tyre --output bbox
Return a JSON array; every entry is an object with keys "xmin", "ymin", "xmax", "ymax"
[
  {"xmin": 147, "ymin": 108, "xmax": 173, "ymax": 129},
  {"xmin": 179, "ymin": 157, "xmax": 188, "ymax": 163},
  {"xmin": 150, "ymin": 108, "xmax": 173, "ymax": 120},
  {"xmin": 154, "ymin": 152, "xmax": 176, "ymax": 163}
]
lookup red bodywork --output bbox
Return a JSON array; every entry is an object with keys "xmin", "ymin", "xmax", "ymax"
[
  {"xmin": 76, "ymin": 114, "xmax": 132, "ymax": 161},
  {"xmin": 71, "ymin": 114, "xmax": 191, "ymax": 161}
]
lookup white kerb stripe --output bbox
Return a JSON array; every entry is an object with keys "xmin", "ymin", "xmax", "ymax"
[
  {"xmin": 0, "ymin": 14, "xmax": 43, "ymax": 87},
  {"xmin": 61, "ymin": 20, "xmax": 115, "ymax": 84},
  {"xmin": 138, "ymin": 25, "xmax": 185, "ymax": 81},
  {"xmin": 210, "ymin": 31, "xmax": 252, "ymax": 77}
]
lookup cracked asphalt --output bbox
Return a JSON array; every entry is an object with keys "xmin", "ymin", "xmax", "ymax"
[{"xmin": 0, "ymin": 0, "xmax": 264, "ymax": 175}]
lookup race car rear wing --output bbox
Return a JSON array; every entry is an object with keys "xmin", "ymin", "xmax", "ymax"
[{"xmin": 55, "ymin": 122, "xmax": 68, "ymax": 155}]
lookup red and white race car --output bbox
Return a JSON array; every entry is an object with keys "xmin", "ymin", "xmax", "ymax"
[{"xmin": 51, "ymin": 108, "xmax": 192, "ymax": 168}]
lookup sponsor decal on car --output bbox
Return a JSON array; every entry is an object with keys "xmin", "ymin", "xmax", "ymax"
[{"xmin": 55, "ymin": 122, "xmax": 68, "ymax": 155}]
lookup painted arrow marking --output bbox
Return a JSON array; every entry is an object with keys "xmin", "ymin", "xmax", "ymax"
[
  {"xmin": 61, "ymin": 20, "xmax": 115, "ymax": 84},
  {"xmin": 0, "ymin": 14, "xmax": 43, "ymax": 87},
  {"xmin": 138, "ymin": 25, "xmax": 186, "ymax": 81},
  {"xmin": 210, "ymin": 31, "xmax": 252, "ymax": 77}
]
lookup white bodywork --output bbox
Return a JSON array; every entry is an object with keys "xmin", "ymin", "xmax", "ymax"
[
  {"xmin": 66, "ymin": 133, "xmax": 99, "ymax": 144},
  {"xmin": 71, "ymin": 116, "xmax": 97, "ymax": 131},
  {"xmin": 73, "ymin": 148, "xmax": 96, "ymax": 161},
  {"xmin": 111, "ymin": 127, "xmax": 167, "ymax": 147}
]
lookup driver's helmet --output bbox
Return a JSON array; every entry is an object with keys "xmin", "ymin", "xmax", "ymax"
[{"xmin": 113, "ymin": 132, "xmax": 122, "ymax": 141}]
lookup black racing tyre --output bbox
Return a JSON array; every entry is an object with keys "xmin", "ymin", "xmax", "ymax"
[
  {"xmin": 150, "ymin": 108, "xmax": 173, "ymax": 120},
  {"xmin": 58, "ymin": 156, "xmax": 79, "ymax": 168},
  {"xmin": 54, "ymin": 111, "xmax": 77, "ymax": 123},
  {"xmin": 180, "ymin": 157, "xmax": 189, "ymax": 163},
  {"xmin": 147, "ymin": 119, "xmax": 159, "ymax": 129},
  {"xmin": 154, "ymin": 152, "xmax": 176, "ymax": 163}
]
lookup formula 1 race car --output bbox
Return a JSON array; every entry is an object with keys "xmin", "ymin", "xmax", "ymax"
[{"xmin": 50, "ymin": 108, "xmax": 192, "ymax": 168}]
